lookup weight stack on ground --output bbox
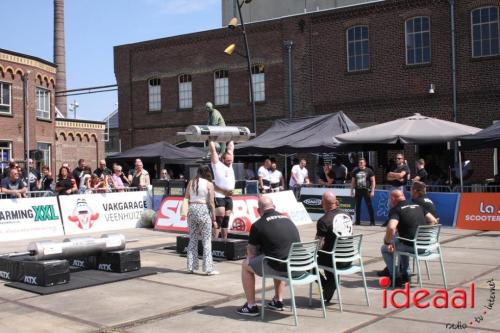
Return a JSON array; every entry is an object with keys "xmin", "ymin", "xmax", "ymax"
[
  {"xmin": 176, "ymin": 235, "xmax": 247, "ymax": 260},
  {"xmin": 69, "ymin": 256, "xmax": 98, "ymax": 271},
  {"xmin": 0, "ymin": 256, "xmax": 70, "ymax": 287},
  {"xmin": 0, "ymin": 256, "xmax": 24, "ymax": 281},
  {"xmin": 96, "ymin": 250, "xmax": 141, "ymax": 273}
]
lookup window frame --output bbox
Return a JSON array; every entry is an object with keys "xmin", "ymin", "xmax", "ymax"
[
  {"xmin": 36, "ymin": 87, "xmax": 51, "ymax": 120},
  {"xmin": 0, "ymin": 141, "xmax": 12, "ymax": 173},
  {"xmin": 405, "ymin": 16, "xmax": 432, "ymax": 66},
  {"xmin": 148, "ymin": 77, "xmax": 162, "ymax": 112},
  {"xmin": 36, "ymin": 142, "xmax": 51, "ymax": 170},
  {"xmin": 346, "ymin": 25, "xmax": 370, "ymax": 72},
  {"xmin": 178, "ymin": 74, "xmax": 193, "ymax": 110},
  {"xmin": 0, "ymin": 81, "xmax": 12, "ymax": 115},
  {"xmin": 214, "ymin": 69, "xmax": 229, "ymax": 106},
  {"xmin": 251, "ymin": 64, "xmax": 266, "ymax": 102},
  {"xmin": 471, "ymin": 6, "xmax": 500, "ymax": 58}
]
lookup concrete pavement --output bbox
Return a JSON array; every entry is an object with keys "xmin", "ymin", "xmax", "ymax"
[{"xmin": 0, "ymin": 225, "xmax": 499, "ymax": 333}]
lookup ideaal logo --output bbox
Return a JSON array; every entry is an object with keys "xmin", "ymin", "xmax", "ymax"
[
  {"xmin": 32, "ymin": 205, "xmax": 59, "ymax": 222},
  {"xmin": 379, "ymin": 277, "xmax": 496, "ymax": 329}
]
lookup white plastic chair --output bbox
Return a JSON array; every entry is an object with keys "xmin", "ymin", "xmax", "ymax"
[
  {"xmin": 393, "ymin": 224, "xmax": 447, "ymax": 289},
  {"xmin": 318, "ymin": 234, "xmax": 370, "ymax": 312},
  {"xmin": 261, "ymin": 240, "xmax": 326, "ymax": 326}
]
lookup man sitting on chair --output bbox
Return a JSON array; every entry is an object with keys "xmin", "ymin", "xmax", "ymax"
[
  {"xmin": 316, "ymin": 191, "xmax": 353, "ymax": 303},
  {"xmin": 237, "ymin": 196, "xmax": 300, "ymax": 316}
]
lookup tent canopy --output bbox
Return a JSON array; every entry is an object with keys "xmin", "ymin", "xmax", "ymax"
[
  {"xmin": 235, "ymin": 112, "xmax": 359, "ymax": 154},
  {"xmin": 335, "ymin": 113, "xmax": 481, "ymax": 145},
  {"xmin": 460, "ymin": 121, "xmax": 500, "ymax": 149},
  {"xmin": 109, "ymin": 141, "xmax": 205, "ymax": 163}
]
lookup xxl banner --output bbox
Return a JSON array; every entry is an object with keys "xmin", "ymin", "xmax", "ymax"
[
  {"xmin": 155, "ymin": 191, "xmax": 312, "ymax": 233},
  {"xmin": 59, "ymin": 191, "xmax": 151, "ymax": 235},
  {"xmin": 0, "ymin": 196, "xmax": 64, "ymax": 242},
  {"xmin": 299, "ymin": 187, "xmax": 355, "ymax": 220},
  {"xmin": 456, "ymin": 193, "xmax": 500, "ymax": 231}
]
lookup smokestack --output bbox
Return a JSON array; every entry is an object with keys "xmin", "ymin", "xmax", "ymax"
[{"xmin": 54, "ymin": 0, "xmax": 67, "ymax": 117}]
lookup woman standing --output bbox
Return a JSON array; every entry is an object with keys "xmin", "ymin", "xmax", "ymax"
[
  {"xmin": 185, "ymin": 165, "xmax": 218, "ymax": 275},
  {"xmin": 55, "ymin": 166, "xmax": 77, "ymax": 195}
]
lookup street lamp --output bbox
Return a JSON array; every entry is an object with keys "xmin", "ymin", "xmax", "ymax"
[{"xmin": 224, "ymin": 0, "xmax": 257, "ymax": 134}]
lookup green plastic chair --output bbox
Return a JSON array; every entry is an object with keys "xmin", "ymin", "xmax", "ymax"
[
  {"xmin": 392, "ymin": 224, "xmax": 447, "ymax": 289},
  {"xmin": 318, "ymin": 234, "xmax": 370, "ymax": 312},
  {"xmin": 261, "ymin": 240, "xmax": 326, "ymax": 326}
]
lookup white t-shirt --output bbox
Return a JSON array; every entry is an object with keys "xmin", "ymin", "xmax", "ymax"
[
  {"xmin": 289, "ymin": 164, "xmax": 308, "ymax": 187},
  {"xmin": 258, "ymin": 166, "xmax": 270, "ymax": 183},
  {"xmin": 269, "ymin": 170, "xmax": 282, "ymax": 185},
  {"xmin": 212, "ymin": 161, "xmax": 235, "ymax": 198}
]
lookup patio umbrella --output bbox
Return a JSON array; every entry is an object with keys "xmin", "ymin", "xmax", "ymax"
[{"xmin": 335, "ymin": 113, "xmax": 481, "ymax": 145}]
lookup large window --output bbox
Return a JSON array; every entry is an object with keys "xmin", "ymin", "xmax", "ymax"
[
  {"xmin": 0, "ymin": 82, "xmax": 11, "ymax": 114},
  {"xmin": 406, "ymin": 17, "xmax": 431, "ymax": 65},
  {"xmin": 0, "ymin": 141, "xmax": 12, "ymax": 173},
  {"xmin": 472, "ymin": 6, "xmax": 499, "ymax": 57},
  {"xmin": 214, "ymin": 70, "xmax": 229, "ymax": 106},
  {"xmin": 36, "ymin": 88, "xmax": 51, "ymax": 119},
  {"xmin": 148, "ymin": 78, "xmax": 161, "ymax": 112},
  {"xmin": 37, "ymin": 143, "xmax": 51, "ymax": 169},
  {"xmin": 178, "ymin": 74, "xmax": 192, "ymax": 109},
  {"xmin": 347, "ymin": 26, "xmax": 370, "ymax": 72},
  {"xmin": 251, "ymin": 64, "xmax": 265, "ymax": 102}
]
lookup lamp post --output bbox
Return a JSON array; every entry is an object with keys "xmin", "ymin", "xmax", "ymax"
[{"xmin": 225, "ymin": 0, "xmax": 257, "ymax": 134}]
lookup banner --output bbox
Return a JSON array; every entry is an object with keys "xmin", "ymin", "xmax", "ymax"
[
  {"xmin": 59, "ymin": 191, "xmax": 151, "ymax": 235},
  {"xmin": 456, "ymin": 193, "xmax": 500, "ymax": 231},
  {"xmin": 155, "ymin": 191, "xmax": 312, "ymax": 233},
  {"xmin": 0, "ymin": 196, "xmax": 64, "ymax": 242},
  {"xmin": 299, "ymin": 187, "xmax": 355, "ymax": 220}
]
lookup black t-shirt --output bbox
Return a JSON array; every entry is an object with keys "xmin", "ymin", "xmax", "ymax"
[
  {"xmin": 94, "ymin": 167, "xmax": 112, "ymax": 178},
  {"xmin": 390, "ymin": 164, "xmax": 411, "ymax": 187},
  {"xmin": 412, "ymin": 195, "xmax": 438, "ymax": 219},
  {"xmin": 316, "ymin": 208, "xmax": 353, "ymax": 268},
  {"xmin": 352, "ymin": 167, "xmax": 374, "ymax": 189},
  {"xmin": 41, "ymin": 175, "xmax": 53, "ymax": 191},
  {"xmin": 28, "ymin": 168, "xmax": 41, "ymax": 191},
  {"xmin": 416, "ymin": 168, "xmax": 428, "ymax": 183},
  {"xmin": 249, "ymin": 210, "xmax": 301, "ymax": 271},
  {"xmin": 56, "ymin": 178, "xmax": 72, "ymax": 195},
  {"xmin": 72, "ymin": 167, "xmax": 84, "ymax": 186},
  {"xmin": 389, "ymin": 200, "xmax": 426, "ymax": 245}
]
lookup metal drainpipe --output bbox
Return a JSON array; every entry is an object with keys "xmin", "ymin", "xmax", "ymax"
[
  {"xmin": 450, "ymin": 0, "xmax": 459, "ymax": 164},
  {"xmin": 284, "ymin": 40, "xmax": 294, "ymax": 119}
]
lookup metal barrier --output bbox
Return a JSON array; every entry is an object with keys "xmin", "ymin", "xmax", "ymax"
[
  {"xmin": 302, "ymin": 183, "xmax": 500, "ymax": 193},
  {"xmin": 86, "ymin": 187, "xmax": 141, "ymax": 194}
]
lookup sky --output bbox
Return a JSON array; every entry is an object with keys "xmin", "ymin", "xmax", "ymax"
[{"xmin": 2, "ymin": 0, "xmax": 221, "ymax": 121}]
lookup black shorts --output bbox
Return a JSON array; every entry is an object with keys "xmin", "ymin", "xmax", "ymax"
[{"xmin": 214, "ymin": 197, "xmax": 233, "ymax": 211}]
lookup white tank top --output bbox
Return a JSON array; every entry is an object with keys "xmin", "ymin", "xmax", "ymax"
[{"xmin": 189, "ymin": 178, "xmax": 209, "ymax": 203}]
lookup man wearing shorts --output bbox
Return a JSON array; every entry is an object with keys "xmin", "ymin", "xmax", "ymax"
[
  {"xmin": 210, "ymin": 140, "xmax": 235, "ymax": 240},
  {"xmin": 237, "ymin": 196, "xmax": 301, "ymax": 316}
]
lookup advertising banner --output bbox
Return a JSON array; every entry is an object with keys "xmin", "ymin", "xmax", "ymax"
[
  {"xmin": 0, "ymin": 196, "xmax": 64, "ymax": 242},
  {"xmin": 59, "ymin": 191, "xmax": 150, "ymax": 235},
  {"xmin": 155, "ymin": 191, "xmax": 312, "ymax": 233},
  {"xmin": 299, "ymin": 187, "xmax": 355, "ymax": 220},
  {"xmin": 456, "ymin": 193, "xmax": 500, "ymax": 231}
]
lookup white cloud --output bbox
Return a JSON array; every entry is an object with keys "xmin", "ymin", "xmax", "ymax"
[{"xmin": 150, "ymin": 0, "xmax": 219, "ymax": 15}]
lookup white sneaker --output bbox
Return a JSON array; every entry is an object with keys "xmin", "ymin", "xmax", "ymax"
[{"xmin": 206, "ymin": 270, "xmax": 220, "ymax": 276}]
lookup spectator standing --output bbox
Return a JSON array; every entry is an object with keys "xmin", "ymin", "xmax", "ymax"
[
  {"xmin": 129, "ymin": 159, "xmax": 150, "ymax": 189},
  {"xmin": 111, "ymin": 165, "xmax": 126, "ymax": 189},
  {"xmin": 289, "ymin": 159, "xmax": 309, "ymax": 198},
  {"xmin": 269, "ymin": 162, "xmax": 285, "ymax": 192},
  {"xmin": 72, "ymin": 159, "xmax": 86, "ymax": 186},
  {"xmin": 413, "ymin": 159, "xmax": 428, "ymax": 183},
  {"xmin": 159, "ymin": 169, "xmax": 171, "ymax": 180},
  {"xmin": 40, "ymin": 166, "xmax": 54, "ymax": 191},
  {"xmin": 244, "ymin": 162, "xmax": 256, "ymax": 180},
  {"xmin": 55, "ymin": 166, "xmax": 77, "ymax": 195},
  {"xmin": 318, "ymin": 163, "xmax": 334, "ymax": 185},
  {"xmin": 332, "ymin": 158, "xmax": 348, "ymax": 184},
  {"xmin": 78, "ymin": 166, "xmax": 92, "ymax": 193},
  {"xmin": 0, "ymin": 168, "xmax": 27, "ymax": 198},
  {"xmin": 257, "ymin": 159, "xmax": 271, "ymax": 193},
  {"xmin": 94, "ymin": 159, "xmax": 112, "ymax": 179},
  {"xmin": 27, "ymin": 159, "xmax": 41, "ymax": 191},
  {"xmin": 351, "ymin": 158, "xmax": 376, "ymax": 226},
  {"xmin": 185, "ymin": 165, "xmax": 218, "ymax": 275},
  {"xmin": 386, "ymin": 153, "xmax": 411, "ymax": 190}
]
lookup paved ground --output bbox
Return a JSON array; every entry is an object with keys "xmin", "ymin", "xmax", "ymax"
[{"xmin": 0, "ymin": 225, "xmax": 499, "ymax": 333}]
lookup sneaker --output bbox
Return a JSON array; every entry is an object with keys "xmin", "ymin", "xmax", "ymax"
[
  {"xmin": 236, "ymin": 303, "xmax": 259, "ymax": 316},
  {"xmin": 377, "ymin": 267, "xmax": 390, "ymax": 277},
  {"xmin": 267, "ymin": 298, "xmax": 284, "ymax": 311},
  {"xmin": 206, "ymin": 270, "xmax": 220, "ymax": 276}
]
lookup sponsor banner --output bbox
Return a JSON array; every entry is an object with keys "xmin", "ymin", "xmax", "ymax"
[
  {"xmin": 299, "ymin": 187, "xmax": 355, "ymax": 220},
  {"xmin": 456, "ymin": 193, "xmax": 500, "ymax": 231},
  {"xmin": 59, "ymin": 191, "xmax": 150, "ymax": 235},
  {"xmin": 0, "ymin": 196, "xmax": 64, "ymax": 242},
  {"xmin": 155, "ymin": 191, "xmax": 312, "ymax": 233}
]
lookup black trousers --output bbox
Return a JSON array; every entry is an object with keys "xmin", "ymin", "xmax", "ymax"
[
  {"xmin": 318, "ymin": 253, "xmax": 351, "ymax": 302},
  {"xmin": 355, "ymin": 188, "xmax": 375, "ymax": 224}
]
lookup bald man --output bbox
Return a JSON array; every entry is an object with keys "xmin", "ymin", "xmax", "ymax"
[
  {"xmin": 316, "ymin": 191, "xmax": 353, "ymax": 303},
  {"xmin": 237, "ymin": 196, "xmax": 300, "ymax": 316},
  {"xmin": 380, "ymin": 190, "xmax": 427, "ymax": 287}
]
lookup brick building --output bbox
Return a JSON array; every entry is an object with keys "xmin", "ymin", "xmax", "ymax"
[
  {"xmin": 0, "ymin": 48, "xmax": 105, "ymax": 175},
  {"xmin": 114, "ymin": 0, "xmax": 500, "ymax": 182}
]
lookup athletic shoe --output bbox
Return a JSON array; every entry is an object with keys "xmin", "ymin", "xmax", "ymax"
[
  {"xmin": 267, "ymin": 298, "xmax": 284, "ymax": 311},
  {"xmin": 206, "ymin": 270, "xmax": 220, "ymax": 276},
  {"xmin": 236, "ymin": 303, "xmax": 259, "ymax": 316},
  {"xmin": 377, "ymin": 267, "xmax": 390, "ymax": 277}
]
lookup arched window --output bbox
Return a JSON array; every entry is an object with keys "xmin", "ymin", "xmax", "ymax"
[
  {"xmin": 405, "ymin": 16, "xmax": 431, "ymax": 65},
  {"xmin": 347, "ymin": 26, "xmax": 369, "ymax": 72},
  {"xmin": 148, "ymin": 78, "xmax": 161, "ymax": 112},
  {"xmin": 214, "ymin": 70, "xmax": 229, "ymax": 106},
  {"xmin": 178, "ymin": 74, "xmax": 192, "ymax": 109},
  {"xmin": 471, "ymin": 6, "xmax": 499, "ymax": 57},
  {"xmin": 251, "ymin": 64, "xmax": 265, "ymax": 102}
]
